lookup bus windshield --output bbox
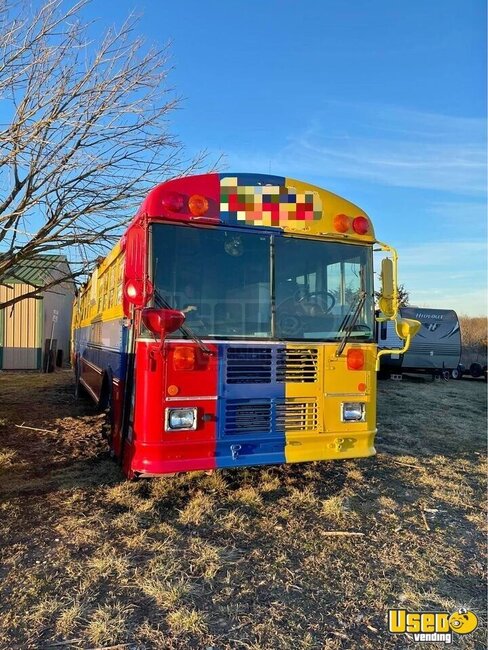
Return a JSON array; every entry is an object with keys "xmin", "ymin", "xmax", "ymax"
[
  {"xmin": 274, "ymin": 236, "xmax": 373, "ymax": 340},
  {"xmin": 151, "ymin": 224, "xmax": 374, "ymax": 341}
]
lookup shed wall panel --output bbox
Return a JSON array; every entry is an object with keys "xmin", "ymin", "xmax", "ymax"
[{"xmin": 0, "ymin": 284, "xmax": 41, "ymax": 369}]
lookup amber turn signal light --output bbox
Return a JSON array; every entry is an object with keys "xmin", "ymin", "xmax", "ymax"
[
  {"xmin": 188, "ymin": 194, "xmax": 209, "ymax": 217},
  {"xmin": 333, "ymin": 213, "xmax": 351, "ymax": 233},
  {"xmin": 347, "ymin": 348, "xmax": 365, "ymax": 370},
  {"xmin": 173, "ymin": 346, "xmax": 196, "ymax": 370}
]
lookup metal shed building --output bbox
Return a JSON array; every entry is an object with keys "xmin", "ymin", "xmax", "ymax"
[{"xmin": 0, "ymin": 256, "xmax": 75, "ymax": 370}]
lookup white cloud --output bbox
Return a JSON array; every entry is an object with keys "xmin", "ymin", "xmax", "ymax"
[
  {"xmin": 226, "ymin": 104, "xmax": 487, "ymax": 195},
  {"xmin": 409, "ymin": 288, "xmax": 487, "ymax": 317},
  {"xmin": 394, "ymin": 240, "xmax": 487, "ymax": 317},
  {"xmin": 427, "ymin": 201, "xmax": 487, "ymax": 226},
  {"xmin": 221, "ymin": 104, "xmax": 487, "ymax": 315},
  {"xmin": 398, "ymin": 240, "xmax": 487, "ymax": 267}
]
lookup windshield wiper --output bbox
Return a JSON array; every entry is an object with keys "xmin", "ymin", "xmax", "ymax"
[
  {"xmin": 335, "ymin": 290, "xmax": 367, "ymax": 357},
  {"xmin": 153, "ymin": 290, "xmax": 213, "ymax": 355}
]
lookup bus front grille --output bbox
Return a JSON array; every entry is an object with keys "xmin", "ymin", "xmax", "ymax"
[
  {"xmin": 277, "ymin": 348, "xmax": 318, "ymax": 383},
  {"xmin": 225, "ymin": 347, "xmax": 272, "ymax": 384},
  {"xmin": 223, "ymin": 399, "xmax": 319, "ymax": 435},
  {"xmin": 224, "ymin": 400, "xmax": 272, "ymax": 434},
  {"xmin": 276, "ymin": 400, "xmax": 319, "ymax": 432},
  {"xmin": 225, "ymin": 346, "xmax": 318, "ymax": 385}
]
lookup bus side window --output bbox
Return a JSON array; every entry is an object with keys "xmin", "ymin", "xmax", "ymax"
[
  {"xmin": 380, "ymin": 321, "xmax": 387, "ymax": 340},
  {"xmin": 102, "ymin": 275, "xmax": 108, "ymax": 311},
  {"xmin": 108, "ymin": 266, "xmax": 115, "ymax": 307},
  {"xmin": 117, "ymin": 260, "xmax": 123, "ymax": 302},
  {"xmin": 105, "ymin": 273, "xmax": 110, "ymax": 309}
]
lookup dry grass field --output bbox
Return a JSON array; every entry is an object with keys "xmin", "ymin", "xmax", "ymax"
[
  {"xmin": 0, "ymin": 371, "xmax": 486, "ymax": 649},
  {"xmin": 459, "ymin": 316, "xmax": 487, "ymax": 369}
]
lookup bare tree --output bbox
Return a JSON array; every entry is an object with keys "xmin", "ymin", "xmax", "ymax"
[
  {"xmin": 375, "ymin": 283, "xmax": 410, "ymax": 308},
  {"xmin": 0, "ymin": 0, "xmax": 204, "ymax": 309}
]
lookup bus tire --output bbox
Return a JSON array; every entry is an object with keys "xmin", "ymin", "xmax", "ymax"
[
  {"xmin": 99, "ymin": 376, "xmax": 114, "ymax": 443},
  {"xmin": 470, "ymin": 362, "xmax": 482, "ymax": 378},
  {"xmin": 74, "ymin": 358, "xmax": 86, "ymax": 399},
  {"xmin": 98, "ymin": 374, "xmax": 111, "ymax": 411}
]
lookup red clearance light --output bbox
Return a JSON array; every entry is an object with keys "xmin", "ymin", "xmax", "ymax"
[
  {"xmin": 162, "ymin": 191, "xmax": 185, "ymax": 212},
  {"xmin": 333, "ymin": 213, "xmax": 351, "ymax": 233},
  {"xmin": 188, "ymin": 194, "xmax": 209, "ymax": 217},
  {"xmin": 173, "ymin": 346, "xmax": 196, "ymax": 370},
  {"xmin": 352, "ymin": 216, "xmax": 369, "ymax": 235},
  {"xmin": 124, "ymin": 278, "xmax": 152, "ymax": 308},
  {"xmin": 347, "ymin": 348, "xmax": 365, "ymax": 370},
  {"xmin": 125, "ymin": 281, "xmax": 139, "ymax": 300}
]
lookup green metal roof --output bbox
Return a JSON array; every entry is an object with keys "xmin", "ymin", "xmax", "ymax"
[{"xmin": 0, "ymin": 255, "xmax": 68, "ymax": 286}]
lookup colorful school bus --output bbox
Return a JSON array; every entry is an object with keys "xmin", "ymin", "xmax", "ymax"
[{"xmin": 72, "ymin": 173, "xmax": 419, "ymax": 478}]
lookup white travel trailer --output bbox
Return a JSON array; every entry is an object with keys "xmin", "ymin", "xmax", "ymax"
[{"xmin": 377, "ymin": 307, "xmax": 461, "ymax": 377}]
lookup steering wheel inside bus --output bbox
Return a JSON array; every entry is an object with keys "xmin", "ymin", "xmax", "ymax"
[{"xmin": 294, "ymin": 289, "xmax": 336, "ymax": 316}]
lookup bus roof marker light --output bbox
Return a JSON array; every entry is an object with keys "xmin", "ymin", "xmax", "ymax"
[
  {"xmin": 352, "ymin": 216, "xmax": 369, "ymax": 235},
  {"xmin": 188, "ymin": 194, "xmax": 209, "ymax": 217},
  {"xmin": 161, "ymin": 191, "xmax": 185, "ymax": 212},
  {"xmin": 333, "ymin": 213, "xmax": 351, "ymax": 233}
]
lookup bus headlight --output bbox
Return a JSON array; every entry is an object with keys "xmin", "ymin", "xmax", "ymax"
[
  {"xmin": 342, "ymin": 402, "xmax": 365, "ymax": 422},
  {"xmin": 165, "ymin": 407, "xmax": 197, "ymax": 431}
]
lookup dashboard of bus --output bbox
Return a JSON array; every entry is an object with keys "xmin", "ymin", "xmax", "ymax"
[{"xmin": 150, "ymin": 223, "xmax": 374, "ymax": 342}]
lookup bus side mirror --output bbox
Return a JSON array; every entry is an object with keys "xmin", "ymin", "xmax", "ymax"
[
  {"xmin": 142, "ymin": 308, "xmax": 185, "ymax": 341},
  {"xmin": 378, "ymin": 257, "xmax": 397, "ymax": 318}
]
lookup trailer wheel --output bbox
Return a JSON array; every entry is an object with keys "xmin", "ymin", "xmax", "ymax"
[
  {"xmin": 451, "ymin": 367, "xmax": 463, "ymax": 380},
  {"xmin": 470, "ymin": 362, "xmax": 482, "ymax": 378}
]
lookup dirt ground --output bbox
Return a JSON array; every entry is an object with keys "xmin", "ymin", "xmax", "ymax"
[{"xmin": 0, "ymin": 370, "xmax": 486, "ymax": 649}]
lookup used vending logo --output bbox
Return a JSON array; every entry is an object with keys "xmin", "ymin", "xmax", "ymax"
[{"xmin": 388, "ymin": 608, "xmax": 478, "ymax": 644}]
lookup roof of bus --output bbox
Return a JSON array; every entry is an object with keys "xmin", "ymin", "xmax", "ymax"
[{"xmin": 131, "ymin": 172, "xmax": 375, "ymax": 242}]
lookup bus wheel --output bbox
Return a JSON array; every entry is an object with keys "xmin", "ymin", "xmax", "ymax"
[
  {"xmin": 74, "ymin": 359, "xmax": 86, "ymax": 399},
  {"xmin": 99, "ymin": 378, "xmax": 114, "ymax": 444}
]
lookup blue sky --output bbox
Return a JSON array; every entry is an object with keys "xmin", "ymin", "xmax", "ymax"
[{"xmin": 51, "ymin": 2, "xmax": 488, "ymax": 314}]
